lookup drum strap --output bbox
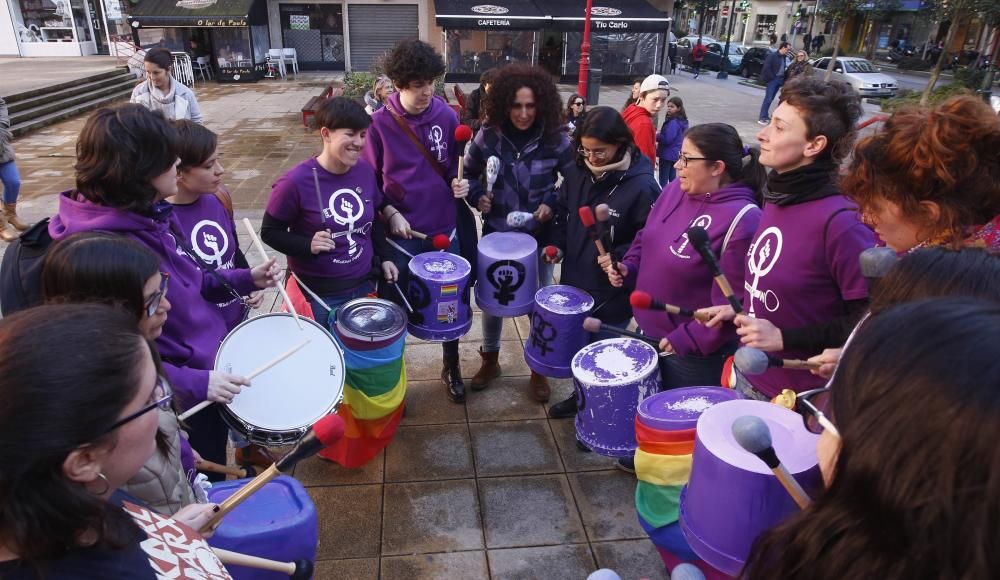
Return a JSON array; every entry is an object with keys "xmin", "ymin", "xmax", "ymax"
[{"xmin": 167, "ymin": 220, "xmax": 248, "ymax": 315}]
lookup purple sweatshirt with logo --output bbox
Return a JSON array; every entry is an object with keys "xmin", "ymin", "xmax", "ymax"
[
  {"xmin": 266, "ymin": 157, "xmax": 382, "ymax": 280},
  {"xmin": 622, "ymin": 180, "xmax": 761, "ymax": 357},
  {"xmin": 363, "ymin": 92, "xmax": 459, "ymax": 236},
  {"xmin": 48, "ymin": 192, "xmax": 258, "ymax": 410},
  {"xmin": 171, "ymin": 195, "xmax": 245, "ymax": 330},
  {"xmin": 741, "ymin": 195, "xmax": 874, "ymax": 397}
]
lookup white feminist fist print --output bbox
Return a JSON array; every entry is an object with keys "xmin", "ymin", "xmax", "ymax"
[
  {"xmin": 670, "ymin": 215, "xmax": 713, "ymax": 259},
  {"xmin": 190, "ymin": 220, "xmax": 230, "ymax": 268},
  {"xmin": 745, "ymin": 226, "xmax": 783, "ymax": 315},
  {"xmin": 327, "ymin": 188, "xmax": 366, "ymax": 256},
  {"xmin": 429, "ymin": 125, "xmax": 446, "ymax": 161}
]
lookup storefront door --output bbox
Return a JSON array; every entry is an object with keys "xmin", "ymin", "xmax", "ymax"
[
  {"xmin": 279, "ymin": 3, "xmax": 345, "ymax": 70},
  {"xmin": 89, "ymin": 0, "xmax": 109, "ymax": 53}
]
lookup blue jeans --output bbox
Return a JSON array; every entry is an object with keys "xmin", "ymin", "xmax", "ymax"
[
  {"xmin": 658, "ymin": 162, "xmax": 676, "ymax": 188},
  {"xmin": 306, "ymin": 282, "xmax": 375, "ymax": 330},
  {"xmin": 0, "ymin": 160, "xmax": 21, "ymax": 204},
  {"xmin": 759, "ymin": 78, "xmax": 783, "ymax": 121},
  {"xmin": 482, "ymin": 254, "xmax": 554, "ymax": 352}
]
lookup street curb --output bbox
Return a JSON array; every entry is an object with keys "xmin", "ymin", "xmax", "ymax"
[{"xmin": 738, "ymin": 81, "xmax": 765, "ymax": 90}]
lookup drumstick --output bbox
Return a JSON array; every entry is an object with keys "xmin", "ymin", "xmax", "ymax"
[
  {"xmin": 734, "ymin": 347, "xmax": 822, "ymax": 375},
  {"xmin": 291, "ymin": 272, "xmax": 332, "ymax": 313},
  {"xmin": 454, "ymin": 125, "xmax": 473, "ymax": 181},
  {"xmin": 203, "ymin": 464, "xmax": 281, "ymax": 532},
  {"xmin": 241, "ymin": 218, "xmax": 302, "ymax": 330},
  {"xmin": 578, "ymin": 206, "xmax": 608, "ymax": 256},
  {"xmin": 177, "ymin": 340, "xmax": 311, "ymax": 421},
  {"xmin": 390, "ymin": 281, "xmax": 413, "ymax": 313},
  {"xmin": 212, "ymin": 548, "xmax": 314, "ymax": 579},
  {"xmin": 732, "ymin": 415, "xmax": 812, "ymax": 510},
  {"xmin": 196, "ymin": 458, "xmax": 253, "ymax": 479}
]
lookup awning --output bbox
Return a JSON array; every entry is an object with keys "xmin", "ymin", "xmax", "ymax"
[
  {"xmin": 434, "ymin": 0, "xmax": 550, "ymax": 30},
  {"xmin": 128, "ymin": 0, "xmax": 256, "ymax": 28},
  {"xmin": 859, "ymin": 0, "xmax": 925, "ymax": 11},
  {"xmin": 535, "ymin": 0, "xmax": 672, "ymax": 33}
]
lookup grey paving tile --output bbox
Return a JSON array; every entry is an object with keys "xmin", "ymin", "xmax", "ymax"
[
  {"xmin": 291, "ymin": 450, "xmax": 384, "ymax": 487},
  {"xmin": 382, "ymin": 480, "xmax": 484, "ymax": 555},
  {"xmin": 469, "ymin": 420, "xmax": 562, "ymax": 477},
  {"xmin": 478, "ymin": 474, "xmax": 586, "ymax": 548},
  {"xmin": 381, "ymin": 551, "xmax": 489, "ymax": 579},
  {"xmin": 549, "ymin": 416, "xmax": 618, "ymax": 472},
  {"xmin": 312, "ymin": 557, "xmax": 379, "ymax": 578},
  {"xmin": 568, "ymin": 471, "xmax": 647, "ymax": 541},
  {"xmin": 400, "ymin": 379, "xmax": 468, "ymax": 426},
  {"xmin": 309, "ymin": 484, "xmax": 381, "ymax": 560},
  {"xmin": 487, "ymin": 544, "xmax": 597, "ymax": 580},
  {"xmin": 385, "ymin": 424, "xmax": 474, "ymax": 482},
  {"xmin": 592, "ymin": 540, "xmax": 669, "ymax": 580},
  {"xmin": 466, "ymin": 376, "xmax": 547, "ymax": 423}
]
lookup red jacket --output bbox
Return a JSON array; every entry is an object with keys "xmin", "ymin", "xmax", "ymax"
[{"xmin": 622, "ymin": 104, "xmax": 656, "ymax": 163}]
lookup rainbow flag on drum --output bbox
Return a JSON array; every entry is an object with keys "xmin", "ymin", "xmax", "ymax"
[
  {"xmin": 634, "ymin": 387, "xmax": 741, "ymax": 579},
  {"xmin": 319, "ymin": 299, "xmax": 408, "ymax": 468}
]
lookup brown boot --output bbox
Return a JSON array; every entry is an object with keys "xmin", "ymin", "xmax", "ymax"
[
  {"xmin": 470, "ymin": 348, "xmax": 501, "ymax": 391},
  {"xmin": 529, "ymin": 371, "xmax": 550, "ymax": 403},
  {"xmin": 0, "ymin": 211, "xmax": 15, "ymax": 242},
  {"xmin": 3, "ymin": 203, "xmax": 29, "ymax": 232}
]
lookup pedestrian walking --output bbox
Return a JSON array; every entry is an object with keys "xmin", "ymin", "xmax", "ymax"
[
  {"xmin": 691, "ymin": 41, "xmax": 707, "ymax": 79},
  {"xmin": 0, "ymin": 97, "xmax": 28, "ymax": 242},
  {"xmin": 758, "ymin": 42, "xmax": 790, "ymax": 125}
]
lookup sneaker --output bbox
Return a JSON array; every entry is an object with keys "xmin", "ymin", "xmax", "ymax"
[
  {"xmin": 757, "ymin": 119, "xmax": 770, "ymax": 126},
  {"xmin": 615, "ymin": 456, "xmax": 636, "ymax": 474},
  {"xmin": 548, "ymin": 395, "xmax": 578, "ymax": 419}
]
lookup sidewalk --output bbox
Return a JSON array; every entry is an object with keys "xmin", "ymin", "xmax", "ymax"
[{"xmin": 0, "ymin": 56, "xmax": 124, "ymax": 96}]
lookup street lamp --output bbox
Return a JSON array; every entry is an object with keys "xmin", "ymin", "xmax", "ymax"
[
  {"xmin": 577, "ymin": 0, "xmax": 593, "ymax": 96},
  {"xmin": 716, "ymin": 0, "xmax": 740, "ymax": 79}
]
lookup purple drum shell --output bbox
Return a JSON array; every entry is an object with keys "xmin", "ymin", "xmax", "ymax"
[
  {"xmin": 637, "ymin": 387, "xmax": 743, "ymax": 432},
  {"xmin": 572, "ymin": 338, "xmax": 662, "ymax": 457},
  {"xmin": 680, "ymin": 399, "xmax": 822, "ymax": 576},
  {"xmin": 407, "ymin": 252, "xmax": 473, "ymax": 342},
  {"xmin": 475, "ymin": 231, "xmax": 538, "ymax": 317},
  {"xmin": 525, "ymin": 285, "xmax": 594, "ymax": 378}
]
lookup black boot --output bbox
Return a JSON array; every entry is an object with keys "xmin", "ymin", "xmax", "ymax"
[
  {"xmin": 547, "ymin": 394, "xmax": 578, "ymax": 419},
  {"xmin": 441, "ymin": 343, "xmax": 465, "ymax": 403}
]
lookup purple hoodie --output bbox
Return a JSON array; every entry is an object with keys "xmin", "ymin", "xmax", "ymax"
[
  {"xmin": 363, "ymin": 92, "xmax": 459, "ymax": 236},
  {"xmin": 48, "ymin": 192, "xmax": 258, "ymax": 410},
  {"xmin": 622, "ymin": 180, "xmax": 761, "ymax": 357}
]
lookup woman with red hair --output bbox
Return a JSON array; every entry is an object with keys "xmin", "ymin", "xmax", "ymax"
[{"xmin": 843, "ymin": 95, "xmax": 1000, "ymax": 253}]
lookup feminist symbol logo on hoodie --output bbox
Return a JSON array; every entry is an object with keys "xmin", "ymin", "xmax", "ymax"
[
  {"xmin": 745, "ymin": 226, "xmax": 783, "ymax": 316},
  {"xmin": 429, "ymin": 125, "xmax": 447, "ymax": 162},
  {"xmin": 190, "ymin": 220, "xmax": 230, "ymax": 268},
  {"xmin": 670, "ymin": 215, "xmax": 712, "ymax": 259}
]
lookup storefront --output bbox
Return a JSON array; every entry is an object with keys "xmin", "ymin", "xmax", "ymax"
[
  {"xmin": 433, "ymin": 0, "xmax": 550, "ymax": 81},
  {"xmin": 6, "ymin": 0, "xmax": 105, "ymax": 56},
  {"xmin": 128, "ymin": 0, "xmax": 270, "ymax": 82},
  {"xmin": 533, "ymin": 0, "xmax": 672, "ymax": 83}
]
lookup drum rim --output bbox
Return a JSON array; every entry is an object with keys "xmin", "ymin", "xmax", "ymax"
[
  {"xmin": 533, "ymin": 284, "xmax": 595, "ymax": 314},
  {"xmin": 336, "ymin": 298, "xmax": 407, "ymax": 341},
  {"xmin": 215, "ymin": 312, "xmax": 346, "ymax": 432},
  {"xmin": 571, "ymin": 337, "xmax": 660, "ymax": 386},
  {"xmin": 408, "ymin": 251, "xmax": 471, "ymax": 282},
  {"xmin": 478, "ymin": 230, "xmax": 538, "ymax": 258}
]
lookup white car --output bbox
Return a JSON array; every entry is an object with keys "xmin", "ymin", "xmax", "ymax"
[{"xmin": 810, "ymin": 56, "xmax": 899, "ymax": 98}]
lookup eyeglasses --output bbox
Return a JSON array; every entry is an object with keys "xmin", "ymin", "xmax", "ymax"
[
  {"xmin": 103, "ymin": 376, "xmax": 173, "ymax": 434},
  {"xmin": 676, "ymin": 154, "xmax": 711, "ymax": 168},
  {"xmin": 795, "ymin": 387, "xmax": 840, "ymax": 438},
  {"xmin": 144, "ymin": 271, "xmax": 170, "ymax": 318},
  {"xmin": 578, "ymin": 147, "xmax": 612, "ymax": 161}
]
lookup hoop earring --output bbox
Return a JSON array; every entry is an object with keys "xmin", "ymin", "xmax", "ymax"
[{"xmin": 92, "ymin": 473, "xmax": 111, "ymax": 496}]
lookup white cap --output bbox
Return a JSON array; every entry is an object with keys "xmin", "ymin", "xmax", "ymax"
[{"xmin": 639, "ymin": 74, "xmax": 670, "ymax": 95}]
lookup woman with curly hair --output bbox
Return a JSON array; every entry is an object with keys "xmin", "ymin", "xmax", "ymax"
[
  {"xmin": 701, "ymin": 78, "xmax": 874, "ymax": 401},
  {"xmin": 843, "ymin": 95, "xmax": 1000, "ymax": 253},
  {"xmin": 744, "ymin": 298, "xmax": 1000, "ymax": 579},
  {"xmin": 459, "ymin": 63, "xmax": 574, "ymax": 402}
]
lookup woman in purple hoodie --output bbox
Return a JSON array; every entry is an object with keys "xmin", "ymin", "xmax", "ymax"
[
  {"xmin": 607, "ymin": 123, "xmax": 765, "ymax": 389},
  {"xmin": 363, "ymin": 39, "xmax": 473, "ymax": 404},
  {"xmin": 46, "ymin": 104, "xmax": 280, "ymax": 468}
]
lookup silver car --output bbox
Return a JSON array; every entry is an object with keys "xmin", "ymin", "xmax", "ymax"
[{"xmin": 809, "ymin": 56, "xmax": 899, "ymax": 97}]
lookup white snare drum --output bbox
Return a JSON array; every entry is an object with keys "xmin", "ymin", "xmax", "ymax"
[{"xmin": 215, "ymin": 313, "xmax": 346, "ymax": 446}]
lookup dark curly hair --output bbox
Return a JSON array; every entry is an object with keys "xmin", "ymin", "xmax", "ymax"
[
  {"xmin": 842, "ymin": 96, "xmax": 1000, "ymax": 247},
  {"xmin": 382, "ymin": 39, "xmax": 445, "ymax": 89},
  {"xmin": 482, "ymin": 64, "xmax": 563, "ymax": 142},
  {"xmin": 777, "ymin": 77, "xmax": 863, "ymax": 163}
]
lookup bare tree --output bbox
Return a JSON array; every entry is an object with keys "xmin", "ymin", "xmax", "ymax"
[{"xmin": 819, "ymin": 0, "xmax": 862, "ymax": 82}]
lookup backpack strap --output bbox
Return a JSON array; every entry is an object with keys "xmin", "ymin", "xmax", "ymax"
[
  {"xmin": 213, "ymin": 185, "xmax": 235, "ymax": 221},
  {"xmin": 722, "ymin": 203, "xmax": 758, "ymax": 255}
]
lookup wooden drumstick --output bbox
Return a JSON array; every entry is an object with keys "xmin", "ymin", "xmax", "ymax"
[
  {"xmin": 202, "ymin": 464, "xmax": 281, "ymax": 532},
  {"xmin": 241, "ymin": 218, "xmax": 302, "ymax": 330},
  {"xmin": 211, "ymin": 548, "xmax": 313, "ymax": 578},
  {"xmin": 408, "ymin": 229, "xmax": 428, "ymax": 240},
  {"xmin": 196, "ymin": 458, "xmax": 252, "ymax": 479},
  {"xmin": 177, "ymin": 340, "xmax": 312, "ymax": 421}
]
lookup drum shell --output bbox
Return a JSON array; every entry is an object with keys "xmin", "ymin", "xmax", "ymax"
[
  {"xmin": 333, "ymin": 298, "xmax": 407, "ymax": 351},
  {"xmin": 475, "ymin": 232, "xmax": 538, "ymax": 317},
  {"xmin": 679, "ymin": 400, "xmax": 821, "ymax": 576},
  {"xmin": 207, "ymin": 475, "xmax": 317, "ymax": 580},
  {"xmin": 572, "ymin": 338, "xmax": 661, "ymax": 457},
  {"xmin": 407, "ymin": 252, "xmax": 473, "ymax": 342},
  {"xmin": 524, "ymin": 285, "xmax": 593, "ymax": 378}
]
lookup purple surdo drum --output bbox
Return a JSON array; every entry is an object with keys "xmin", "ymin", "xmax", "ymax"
[
  {"xmin": 475, "ymin": 231, "xmax": 538, "ymax": 317},
  {"xmin": 525, "ymin": 285, "xmax": 594, "ymax": 378},
  {"xmin": 572, "ymin": 338, "xmax": 662, "ymax": 457},
  {"xmin": 680, "ymin": 399, "xmax": 822, "ymax": 577},
  {"xmin": 407, "ymin": 251, "xmax": 473, "ymax": 342}
]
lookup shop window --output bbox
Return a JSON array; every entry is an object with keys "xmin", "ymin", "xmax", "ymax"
[
  {"xmin": 137, "ymin": 27, "xmax": 190, "ymax": 52},
  {"xmin": 754, "ymin": 14, "xmax": 777, "ymax": 43},
  {"xmin": 212, "ymin": 27, "xmax": 253, "ymax": 69},
  {"xmin": 12, "ymin": 0, "xmax": 75, "ymax": 43},
  {"xmin": 564, "ymin": 32, "xmax": 663, "ymax": 77},
  {"xmin": 280, "ymin": 3, "xmax": 344, "ymax": 70}
]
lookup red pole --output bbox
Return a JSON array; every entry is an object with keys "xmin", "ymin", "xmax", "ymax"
[{"xmin": 577, "ymin": 0, "xmax": 593, "ymax": 96}]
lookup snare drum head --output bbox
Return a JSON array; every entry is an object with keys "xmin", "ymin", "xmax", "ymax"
[
  {"xmin": 217, "ymin": 314, "xmax": 345, "ymax": 433},
  {"xmin": 535, "ymin": 285, "xmax": 594, "ymax": 314},
  {"xmin": 571, "ymin": 337, "xmax": 659, "ymax": 387},
  {"xmin": 336, "ymin": 298, "xmax": 407, "ymax": 342},
  {"xmin": 408, "ymin": 252, "xmax": 471, "ymax": 283}
]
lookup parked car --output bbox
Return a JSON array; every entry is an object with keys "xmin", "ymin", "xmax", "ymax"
[
  {"xmin": 810, "ymin": 56, "xmax": 899, "ymax": 97},
  {"xmin": 739, "ymin": 46, "xmax": 771, "ymax": 78},
  {"xmin": 675, "ymin": 35, "xmax": 721, "ymax": 66},
  {"xmin": 683, "ymin": 42, "xmax": 746, "ymax": 73}
]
